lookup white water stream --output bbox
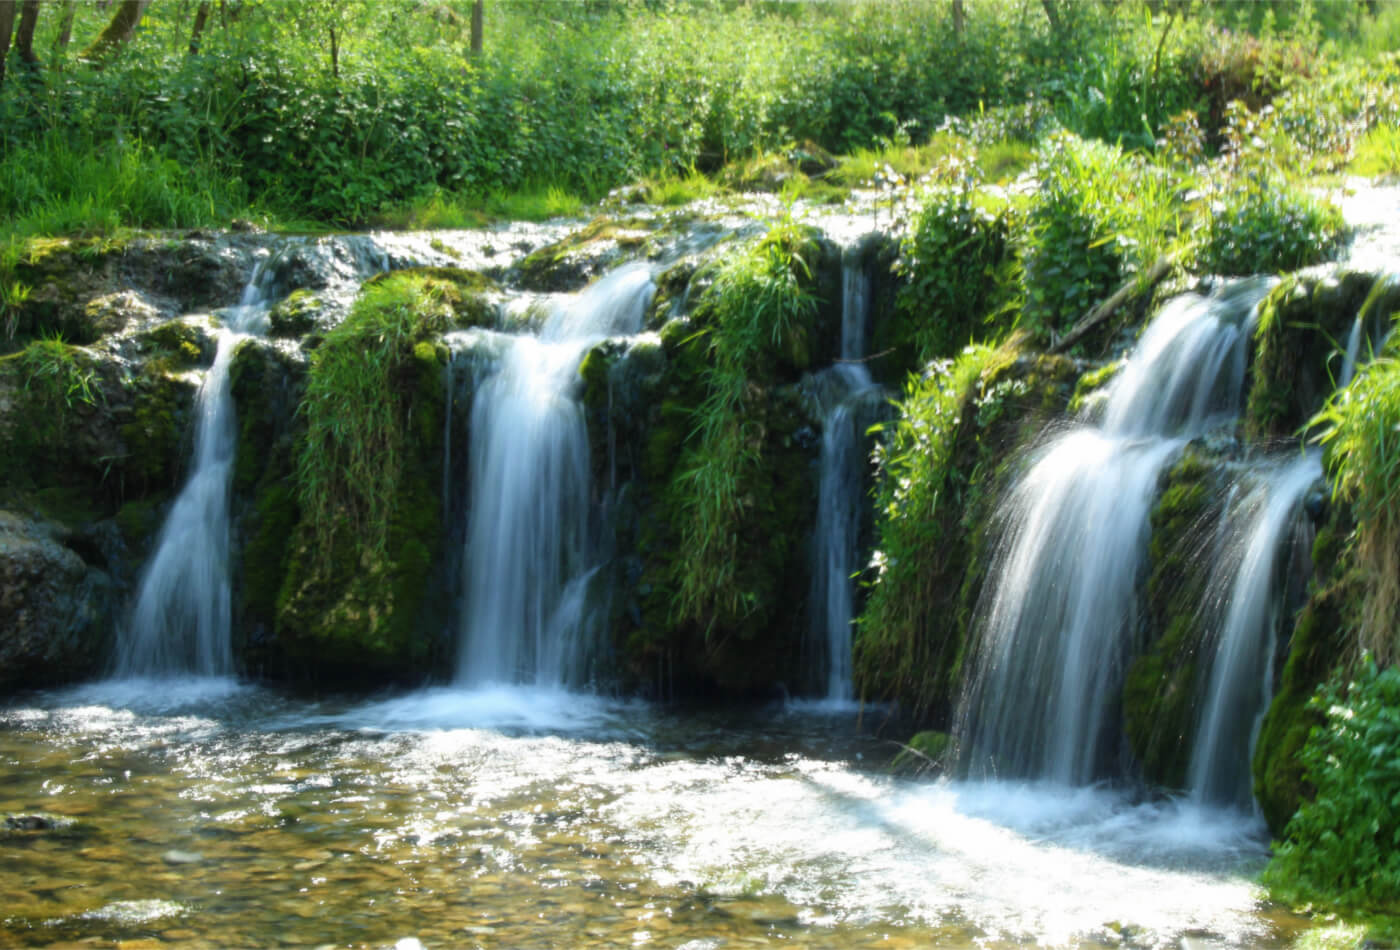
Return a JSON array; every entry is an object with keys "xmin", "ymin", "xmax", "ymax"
[
  {"xmin": 455, "ymin": 263, "xmax": 655, "ymax": 687},
  {"xmin": 959, "ymin": 278, "xmax": 1274, "ymax": 783}
]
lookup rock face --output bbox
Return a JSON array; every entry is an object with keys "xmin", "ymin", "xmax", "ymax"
[{"xmin": 0, "ymin": 512, "xmax": 114, "ymax": 689}]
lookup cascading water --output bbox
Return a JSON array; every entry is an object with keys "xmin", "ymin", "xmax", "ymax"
[
  {"xmin": 117, "ymin": 236, "xmax": 397, "ymax": 679},
  {"xmin": 456, "ymin": 263, "xmax": 655, "ymax": 687},
  {"xmin": 1188, "ymin": 452, "xmax": 1320, "ymax": 807},
  {"xmin": 959, "ymin": 278, "xmax": 1274, "ymax": 783},
  {"xmin": 115, "ymin": 267, "xmax": 278, "ymax": 677},
  {"xmin": 810, "ymin": 252, "xmax": 881, "ymax": 701}
]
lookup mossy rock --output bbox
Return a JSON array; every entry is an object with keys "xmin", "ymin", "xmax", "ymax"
[
  {"xmin": 267, "ymin": 289, "xmax": 324, "ymax": 338},
  {"xmin": 114, "ymin": 369, "xmax": 196, "ymax": 496},
  {"xmin": 853, "ymin": 341, "xmax": 1079, "ymax": 726},
  {"xmin": 271, "ymin": 340, "xmax": 448, "ymax": 682},
  {"xmin": 1252, "ymin": 507, "xmax": 1359, "ymax": 836},
  {"xmin": 1246, "ymin": 270, "xmax": 1378, "ymax": 442},
  {"xmin": 514, "ymin": 218, "xmax": 654, "ymax": 294},
  {"xmin": 136, "ymin": 317, "xmax": 214, "ymax": 369},
  {"xmin": 1121, "ymin": 447, "xmax": 1226, "ymax": 790},
  {"xmin": 364, "ymin": 266, "xmax": 499, "ymax": 329}
]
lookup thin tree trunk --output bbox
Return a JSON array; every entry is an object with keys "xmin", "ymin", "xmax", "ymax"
[
  {"xmin": 14, "ymin": 0, "xmax": 39, "ymax": 66},
  {"xmin": 329, "ymin": 24, "xmax": 338, "ymax": 77},
  {"xmin": 0, "ymin": 1, "xmax": 16, "ymax": 85},
  {"xmin": 469, "ymin": 0, "xmax": 483, "ymax": 57},
  {"xmin": 55, "ymin": 0, "xmax": 77, "ymax": 56},
  {"xmin": 82, "ymin": 0, "xmax": 151, "ymax": 66},
  {"xmin": 952, "ymin": 0, "xmax": 965, "ymax": 39},
  {"xmin": 189, "ymin": 0, "xmax": 211, "ymax": 54},
  {"xmin": 1040, "ymin": 0, "xmax": 1063, "ymax": 34}
]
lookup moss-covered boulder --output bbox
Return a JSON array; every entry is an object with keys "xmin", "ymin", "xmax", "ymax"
[
  {"xmin": 364, "ymin": 266, "xmax": 500, "ymax": 329},
  {"xmin": 272, "ymin": 276, "xmax": 452, "ymax": 682},
  {"xmin": 0, "ymin": 512, "xmax": 115, "ymax": 690},
  {"xmin": 1252, "ymin": 505, "xmax": 1359, "ymax": 836},
  {"xmin": 514, "ymin": 218, "xmax": 656, "ymax": 294},
  {"xmin": 854, "ymin": 341, "xmax": 1080, "ymax": 726},
  {"xmin": 1121, "ymin": 448, "xmax": 1227, "ymax": 789},
  {"xmin": 1246, "ymin": 270, "xmax": 1379, "ymax": 442}
]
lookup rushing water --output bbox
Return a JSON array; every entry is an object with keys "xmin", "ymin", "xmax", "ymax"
[
  {"xmin": 115, "ymin": 266, "xmax": 279, "ymax": 678},
  {"xmin": 1188, "ymin": 452, "xmax": 1321, "ymax": 808},
  {"xmin": 959, "ymin": 279, "xmax": 1274, "ymax": 784},
  {"xmin": 0, "ymin": 684, "xmax": 1306, "ymax": 950},
  {"xmin": 810, "ymin": 251, "xmax": 881, "ymax": 702},
  {"xmin": 455, "ymin": 263, "xmax": 655, "ymax": 687}
]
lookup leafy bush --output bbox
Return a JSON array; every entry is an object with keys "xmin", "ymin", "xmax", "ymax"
[
  {"xmin": 1019, "ymin": 134, "xmax": 1169, "ymax": 338},
  {"xmin": 1194, "ymin": 172, "xmax": 1344, "ymax": 276},
  {"xmin": 1263, "ymin": 660, "xmax": 1400, "ymax": 912},
  {"xmin": 894, "ymin": 166, "xmax": 1016, "ymax": 362}
]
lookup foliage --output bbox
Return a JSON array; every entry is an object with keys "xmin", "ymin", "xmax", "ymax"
[
  {"xmin": 893, "ymin": 161, "xmax": 1016, "ymax": 363},
  {"xmin": 1193, "ymin": 171, "xmax": 1344, "ymax": 276},
  {"xmin": 294, "ymin": 275, "xmax": 449, "ymax": 564},
  {"xmin": 1018, "ymin": 134, "xmax": 1177, "ymax": 340},
  {"xmin": 670, "ymin": 215, "xmax": 819, "ymax": 632},
  {"xmin": 1312, "ymin": 353, "xmax": 1400, "ymax": 663},
  {"xmin": 854, "ymin": 343, "xmax": 1000, "ymax": 720},
  {"xmin": 1263, "ymin": 660, "xmax": 1400, "ymax": 913}
]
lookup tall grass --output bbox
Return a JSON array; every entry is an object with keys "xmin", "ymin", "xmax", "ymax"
[
  {"xmin": 295, "ymin": 276, "xmax": 448, "ymax": 564},
  {"xmin": 671, "ymin": 215, "xmax": 819, "ymax": 631}
]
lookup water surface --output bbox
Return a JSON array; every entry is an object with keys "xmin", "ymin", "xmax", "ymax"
[{"xmin": 1, "ymin": 683, "xmax": 1303, "ymax": 949}]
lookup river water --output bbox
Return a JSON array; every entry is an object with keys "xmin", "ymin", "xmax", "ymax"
[{"xmin": 0, "ymin": 683, "xmax": 1304, "ymax": 949}]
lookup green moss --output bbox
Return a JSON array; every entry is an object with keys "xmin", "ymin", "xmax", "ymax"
[
  {"xmin": 272, "ymin": 275, "xmax": 450, "ymax": 680},
  {"xmin": 892, "ymin": 731, "xmax": 951, "ymax": 775},
  {"xmin": 365, "ymin": 266, "xmax": 498, "ymax": 329},
  {"xmin": 267, "ymin": 289, "xmax": 323, "ymax": 338},
  {"xmin": 1247, "ymin": 271, "xmax": 1376, "ymax": 442},
  {"xmin": 1068, "ymin": 360, "xmax": 1122, "ymax": 415},
  {"xmin": 514, "ymin": 218, "xmax": 651, "ymax": 293},
  {"xmin": 1253, "ymin": 517, "xmax": 1359, "ymax": 836},
  {"xmin": 138, "ymin": 318, "xmax": 206, "ymax": 368},
  {"xmin": 1121, "ymin": 448, "xmax": 1223, "ymax": 789}
]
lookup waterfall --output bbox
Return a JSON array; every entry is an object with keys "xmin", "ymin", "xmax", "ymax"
[
  {"xmin": 1188, "ymin": 452, "xmax": 1320, "ymax": 807},
  {"xmin": 810, "ymin": 251, "xmax": 880, "ymax": 700},
  {"xmin": 456, "ymin": 263, "xmax": 655, "ymax": 687},
  {"xmin": 959, "ymin": 278, "xmax": 1274, "ymax": 784},
  {"xmin": 116, "ymin": 265, "xmax": 279, "ymax": 677}
]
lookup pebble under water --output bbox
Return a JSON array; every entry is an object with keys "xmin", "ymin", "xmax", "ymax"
[{"xmin": 0, "ymin": 682, "xmax": 1308, "ymax": 949}]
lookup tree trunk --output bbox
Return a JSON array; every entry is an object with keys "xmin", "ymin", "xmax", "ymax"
[
  {"xmin": 469, "ymin": 0, "xmax": 483, "ymax": 57},
  {"xmin": 14, "ymin": 0, "xmax": 38, "ymax": 66},
  {"xmin": 189, "ymin": 0, "xmax": 211, "ymax": 55},
  {"xmin": 55, "ymin": 0, "xmax": 77, "ymax": 57},
  {"xmin": 952, "ymin": 0, "xmax": 965, "ymax": 39},
  {"xmin": 1040, "ymin": 0, "xmax": 1063, "ymax": 34},
  {"xmin": 82, "ymin": 0, "xmax": 151, "ymax": 66},
  {"xmin": 328, "ymin": 24, "xmax": 338, "ymax": 78},
  {"xmin": 0, "ymin": 1, "xmax": 16, "ymax": 85}
]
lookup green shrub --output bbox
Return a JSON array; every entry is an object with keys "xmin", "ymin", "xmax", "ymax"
[
  {"xmin": 1194, "ymin": 171, "xmax": 1344, "ymax": 277},
  {"xmin": 1263, "ymin": 660, "xmax": 1400, "ymax": 912},
  {"xmin": 1019, "ymin": 134, "xmax": 1163, "ymax": 338},
  {"xmin": 893, "ymin": 167, "xmax": 1016, "ymax": 362}
]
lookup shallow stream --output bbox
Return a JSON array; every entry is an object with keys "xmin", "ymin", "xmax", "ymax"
[{"xmin": 0, "ymin": 682, "xmax": 1306, "ymax": 949}]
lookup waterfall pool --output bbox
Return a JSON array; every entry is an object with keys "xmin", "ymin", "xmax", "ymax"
[{"xmin": 0, "ymin": 683, "xmax": 1307, "ymax": 949}]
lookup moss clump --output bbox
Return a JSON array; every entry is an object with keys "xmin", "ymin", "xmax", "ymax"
[
  {"xmin": 514, "ymin": 218, "xmax": 652, "ymax": 293},
  {"xmin": 274, "ymin": 275, "xmax": 450, "ymax": 679},
  {"xmin": 267, "ymin": 289, "xmax": 323, "ymax": 338},
  {"xmin": 115, "ymin": 370, "xmax": 191, "ymax": 495},
  {"xmin": 364, "ymin": 266, "xmax": 498, "ymax": 328},
  {"xmin": 1121, "ymin": 448, "xmax": 1223, "ymax": 789},
  {"xmin": 138, "ymin": 318, "xmax": 207, "ymax": 369},
  {"xmin": 1246, "ymin": 271, "xmax": 1376, "ymax": 442},
  {"xmin": 1067, "ymin": 360, "xmax": 1121, "ymax": 416}
]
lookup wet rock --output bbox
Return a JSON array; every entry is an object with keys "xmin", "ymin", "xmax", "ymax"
[
  {"xmin": 161, "ymin": 849, "xmax": 204, "ymax": 865},
  {"xmin": 4, "ymin": 813, "xmax": 62, "ymax": 831},
  {"xmin": 268, "ymin": 289, "xmax": 326, "ymax": 338},
  {"xmin": 83, "ymin": 290, "xmax": 171, "ymax": 338},
  {"xmin": 512, "ymin": 219, "xmax": 655, "ymax": 293},
  {"xmin": 0, "ymin": 512, "xmax": 115, "ymax": 690}
]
